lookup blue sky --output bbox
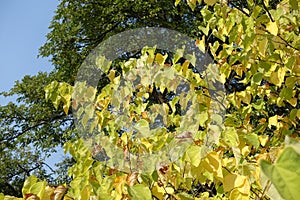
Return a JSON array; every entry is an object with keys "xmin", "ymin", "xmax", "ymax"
[
  {"xmin": 0, "ymin": 0, "xmax": 65, "ymax": 172},
  {"xmin": 0, "ymin": 0, "xmax": 59, "ymax": 105}
]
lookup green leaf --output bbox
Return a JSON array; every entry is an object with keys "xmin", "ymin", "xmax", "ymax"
[
  {"xmin": 260, "ymin": 147, "xmax": 300, "ymax": 200},
  {"xmin": 285, "ymin": 76, "xmax": 297, "ymax": 88},
  {"xmin": 177, "ymin": 192, "xmax": 194, "ymax": 200},
  {"xmin": 252, "ymin": 72, "xmax": 264, "ymax": 84},
  {"xmin": 22, "ymin": 176, "xmax": 38, "ymax": 196},
  {"xmin": 29, "ymin": 181, "xmax": 46, "ymax": 198},
  {"xmin": 222, "ymin": 127, "xmax": 239, "ymax": 147},
  {"xmin": 184, "ymin": 145, "xmax": 201, "ymax": 167},
  {"xmin": 128, "ymin": 184, "xmax": 152, "ymax": 200},
  {"xmin": 289, "ymin": 0, "xmax": 299, "ymax": 10},
  {"xmin": 279, "ymin": 87, "xmax": 293, "ymax": 100},
  {"xmin": 134, "ymin": 119, "xmax": 150, "ymax": 137},
  {"xmin": 245, "ymin": 133, "xmax": 260, "ymax": 149}
]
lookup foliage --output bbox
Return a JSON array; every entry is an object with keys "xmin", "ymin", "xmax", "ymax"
[
  {"xmin": 0, "ymin": 0, "xmax": 209, "ymax": 195},
  {"xmin": 1, "ymin": 0, "xmax": 300, "ymax": 199}
]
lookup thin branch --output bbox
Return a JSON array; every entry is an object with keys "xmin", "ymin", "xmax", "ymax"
[
  {"xmin": 228, "ymin": 0, "xmax": 250, "ymax": 17},
  {"xmin": 261, "ymin": 180, "xmax": 272, "ymax": 200},
  {"xmin": 261, "ymin": 0, "xmax": 274, "ymax": 22},
  {"xmin": 41, "ymin": 162, "xmax": 56, "ymax": 173}
]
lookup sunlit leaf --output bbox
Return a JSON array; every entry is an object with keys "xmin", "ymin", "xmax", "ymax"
[
  {"xmin": 266, "ymin": 21, "xmax": 278, "ymax": 36},
  {"xmin": 204, "ymin": 0, "xmax": 217, "ymax": 6},
  {"xmin": 128, "ymin": 184, "xmax": 152, "ymax": 200},
  {"xmin": 260, "ymin": 147, "xmax": 300, "ymax": 200}
]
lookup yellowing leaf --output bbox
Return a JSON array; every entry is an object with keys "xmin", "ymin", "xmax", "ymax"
[
  {"xmin": 289, "ymin": 0, "xmax": 299, "ymax": 10},
  {"xmin": 259, "ymin": 135, "xmax": 269, "ymax": 147},
  {"xmin": 80, "ymin": 186, "xmax": 91, "ymax": 200},
  {"xmin": 270, "ymin": 67, "xmax": 285, "ymax": 87},
  {"xmin": 258, "ymin": 38, "xmax": 268, "ymax": 57},
  {"xmin": 196, "ymin": 36, "xmax": 206, "ymax": 52},
  {"xmin": 128, "ymin": 184, "xmax": 152, "ymax": 200},
  {"xmin": 266, "ymin": 21, "xmax": 278, "ymax": 36},
  {"xmin": 199, "ymin": 112, "xmax": 208, "ymax": 127},
  {"xmin": 224, "ymin": 174, "xmax": 249, "ymax": 195},
  {"xmin": 268, "ymin": 115, "xmax": 278, "ymax": 128},
  {"xmin": 175, "ymin": 0, "xmax": 181, "ymax": 6},
  {"xmin": 229, "ymin": 188, "xmax": 249, "ymax": 200},
  {"xmin": 202, "ymin": 151, "xmax": 223, "ymax": 180},
  {"xmin": 165, "ymin": 187, "xmax": 175, "ymax": 194},
  {"xmin": 114, "ymin": 176, "xmax": 127, "ymax": 195},
  {"xmin": 155, "ymin": 53, "xmax": 167, "ymax": 65},
  {"xmin": 108, "ymin": 70, "xmax": 116, "ymax": 82},
  {"xmin": 204, "ymin": 0, "xmax": 217, "ymax": 6},
  {"xmin": 222, "ymin": 127, "xmax": 239, "ymax": 147},
  {"xmin": 187, "ymin": 0, "xmax": 197, "ymax": 11},
  {"xmin": 185, "ymin": 145, "xmax": 201, "ymax": 167},
  {"xmin": 152, "ymin": 183, "xmax": 165, "ymax": 200}
]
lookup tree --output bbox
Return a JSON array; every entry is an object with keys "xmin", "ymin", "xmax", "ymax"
[
  {"xmin": 2, "ymin": 0, "xmax": 300, "ymax": 199},
  {"xmin": 0, "ymin": 0, "xmax": 212, "ymax": 196}
]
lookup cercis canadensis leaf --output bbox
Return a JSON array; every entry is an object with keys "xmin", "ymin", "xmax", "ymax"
[{"xmin": 260, "ymin": 147, "xmax": 300, "ymax": 200}]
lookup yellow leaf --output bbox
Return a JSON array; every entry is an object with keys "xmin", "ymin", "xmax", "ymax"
[
  {"xmin": 155, "ymin": 53, "xmax": 167, "ymax": 65},
  {"xmin": 108, "ymin": 70, "xmax": 116, "ymax": 82},
  {"xmin": 268, "ymin": 115, "xmax": 278, "ymax": 128},
  {"xmin": 270, "ymin": 67, "xmax": 285, "ymax": 87},
  {"xmin": 288, "ymin": 97, "xmax": 297, "ymax": 107},
  {"xmin": 202, "ymin": 151, "xmax": 223, "ymax": 180},
  {"xmin": 224, "ymin": 174, "xmax": 249, "ymax": 195},
  {"xmin": 237, "ymin": 177, "xmax": 250, "ymax": 195},
  {"xmin": 187, "ymin": 0, "xmax": 197, "ymax": 10},
  {"xmin": 297, "ymin": 109, "xmax": 300, "ymax": 119},
  {"xmin": 196, "ymin": 36, "xmax": 206, "ymax": 52},
  {"xmin": 229, "ymin": 188, "xmax": 249, "ymax": 200},
  {"xmin": 114, "ymin": 175, "xmax": 127, "ymax": 195},
  {"xmin": 165, "ymin": 187, "xmax": 174, "ymax": 194},
  {"xmin": 204, "ymin": 0, "xmax": 217, "ymax": 6},
  {"xmin": 80, "ymin": 186, "xmax": 91, "ymax": 200},
  {"xmin": 266, "ymin": 21, "xmax": 278, "ymax": 36},
  {"xmin": 258, "ymin": 135, "xmax": 269, "ymax": 147},
  {"xmin": 152, "ymin": 183, "xmax": 165, "ymax": 199},
  {"xmin": 175, "ymin": 0, "xmax": 181, "ymax": 6},
  {"xmin": 258, "ymin": 38, "xmax": 268, "ymax": 57}
]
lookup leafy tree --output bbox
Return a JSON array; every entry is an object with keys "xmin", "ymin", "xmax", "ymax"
[
  {"xmin": 1, "ymin": 0, "xmax": 300, "ymax": 199},
  {"xmin": 0, "ymin": 0, "xmax": 205, "ymax": 196}
]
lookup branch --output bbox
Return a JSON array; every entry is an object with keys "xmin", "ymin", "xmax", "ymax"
[
  {"xmin": 228, "ymin": 0, "xmax": 250, "ymax": 17},
  {"xmin": 17, "ymin": 163, "xmax": 40, "ymax": 176},
  {"xmin": 41, "ymin": 162, "xmax": 56, "ymax": 173},
  {"xmin": 1, "ymin": 113, "xmax": 71, "ymax": 144},
  {"xmin": 261, "ymin": 0, "xmax": 274, "ymax": 22}
]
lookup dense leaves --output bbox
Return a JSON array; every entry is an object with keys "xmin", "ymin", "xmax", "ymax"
[{"xmin": 1, "ymin": 0, "xmax": 300, "ymax": 199}]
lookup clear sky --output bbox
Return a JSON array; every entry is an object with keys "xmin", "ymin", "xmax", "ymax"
[{"xmin": 0, "ymin": 0, "xmax": 59, "ymax": 105}]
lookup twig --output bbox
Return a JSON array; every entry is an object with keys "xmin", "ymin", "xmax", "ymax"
[{"xmin": 261, "ymin": 1, "xmax": 274, "ymax": 22}]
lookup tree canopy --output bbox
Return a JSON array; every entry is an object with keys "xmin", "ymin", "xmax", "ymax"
[{"xmin": 1, "ymin": 0, "xmax": 300, "ymax": 199}]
